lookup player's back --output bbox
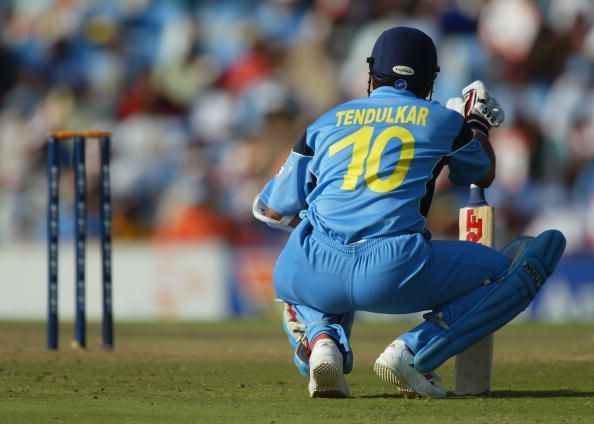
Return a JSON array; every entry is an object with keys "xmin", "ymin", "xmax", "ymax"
[{"xmin": 305, "ymin": 86, "xmax": 465, "ymax": 244}]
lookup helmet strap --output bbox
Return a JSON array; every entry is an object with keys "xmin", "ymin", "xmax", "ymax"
[{"xmin": 427, "ymin": 68, "xmax": 439, "ymax": 100}]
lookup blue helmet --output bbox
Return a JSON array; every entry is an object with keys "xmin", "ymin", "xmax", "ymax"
[{"xmin": 367, "ymin": 27, "xmax": 439, "ymax": 96}]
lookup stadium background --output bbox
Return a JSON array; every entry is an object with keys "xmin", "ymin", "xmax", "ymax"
[{"xmin": 0, "ymin": 0, "xmax": 592, "ymax": 322}]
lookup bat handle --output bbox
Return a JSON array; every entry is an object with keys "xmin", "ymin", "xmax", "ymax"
[{"xmin": 467, "ymin": 185, "xmax": 487, "ymax": 206}]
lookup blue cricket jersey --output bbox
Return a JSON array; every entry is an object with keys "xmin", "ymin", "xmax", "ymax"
[{"xmin": 259, "ymin": 86, "xmax": 490, "ymax": 244}]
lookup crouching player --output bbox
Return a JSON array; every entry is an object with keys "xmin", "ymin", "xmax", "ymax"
[{"xmin": 253, "ymin": 27, "xmax": 566, "ymax": 398}]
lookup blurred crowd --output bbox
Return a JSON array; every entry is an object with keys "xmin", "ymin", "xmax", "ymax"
[{"xmin": 0, "ymin": 0, "xmax": 592, "ymax": 253}]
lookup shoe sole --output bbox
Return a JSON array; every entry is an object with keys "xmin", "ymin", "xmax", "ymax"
[
  {"xmin": 309, "ymin": 361, "xmax": 348, "ymax": 398},
  {"xmin": 373, "ymin": 359, "xmax": 419, "ymax": 398}
]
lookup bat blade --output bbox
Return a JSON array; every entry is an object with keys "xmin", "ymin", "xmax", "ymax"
[
  {"xmin": 460, "ymin": 205, "xmax": 493, "ymax": 246},
  {"xmin": 454, "ymin": 186, "xmax": 494, "ymax": 396}
]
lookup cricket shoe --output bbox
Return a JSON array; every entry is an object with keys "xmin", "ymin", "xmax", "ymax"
[
  {"xmin": 308, "ymin": 339, "xmax": 350, "ymax": 398},
  {"xmin": 374, "ymin": 340, "xmax": 447, "ymax": 399}
]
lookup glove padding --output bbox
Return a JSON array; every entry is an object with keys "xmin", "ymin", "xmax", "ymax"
[
  {"xmin": 445, "ymin": 97, "xmax": 465, "ymax": 116},
  {"xmin": 252, "ymin": 197, "xmax": 295, "ymax": 232},
  {"xmin": 461, "ymin": 80, "xmax": 504, "ymax": 133}
]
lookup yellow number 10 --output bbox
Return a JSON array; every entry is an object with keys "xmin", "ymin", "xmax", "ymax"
[{"xmin": 328, "ymin": 125, "xmax": 416, "ymax": 193}]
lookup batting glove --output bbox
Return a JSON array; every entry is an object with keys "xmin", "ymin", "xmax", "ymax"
[
  {"xmin": 252, "ymin": 197, "xmax": 295, "ymax": 232},
  {"xmin": 445, "ymin": 97, "xmax": 465, "ymax": 116},
  {"xmin": 461, "ymin": 80, "xmax": 505, "ymax": 134}
]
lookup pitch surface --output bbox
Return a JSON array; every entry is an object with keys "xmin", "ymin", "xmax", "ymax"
[{"xmin": 0, "ymin": 320, "xmax": 592, "ymax": 423}]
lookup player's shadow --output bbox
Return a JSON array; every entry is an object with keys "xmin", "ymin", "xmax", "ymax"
[
  {"xmin": 487, "ymin": 389, "xmax": 594, "ymax": 399},
  {"xmin": 361, "ymin": 390, "xmax": 594, "ymax": 399},
  {"xmin": 360, "ymin": 393, "xmax": 407, "ymax": 399}
]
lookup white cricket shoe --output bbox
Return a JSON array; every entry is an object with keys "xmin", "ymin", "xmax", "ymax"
[
  {"xmin": 308, "ymin": 339, "xmax": 350, "ymax": 398},
  {"xmin": 374, "ymin": 339, "xmax": 447, "ymax": 399}
]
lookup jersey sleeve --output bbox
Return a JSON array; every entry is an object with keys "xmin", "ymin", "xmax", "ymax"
[
  {"xmin": 257, "ymin": 131, "xmax": 315, "ymax": 216},
  {"xmin": 446, "ymin": 120, "xmax": 491, "ymax": 185}
]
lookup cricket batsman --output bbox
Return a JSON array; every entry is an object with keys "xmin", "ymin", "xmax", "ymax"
[{"xmin": 252, "ymin": 27, "xmax": 566, "ymax": 398}]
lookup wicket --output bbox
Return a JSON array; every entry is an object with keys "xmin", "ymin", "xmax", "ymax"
[{"xmin": 46, "ymin": 130, "xmax": 114, "ymax": 351}]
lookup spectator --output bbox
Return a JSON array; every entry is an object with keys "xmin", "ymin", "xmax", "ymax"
[{"xmin": 0, "ymin": 0, "xmax": 591, "ymax": 253}]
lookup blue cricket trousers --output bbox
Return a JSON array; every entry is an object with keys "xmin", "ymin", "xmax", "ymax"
[{"xmin": 274, "ymin": 218, "xmax": 510, "ymax": 355}]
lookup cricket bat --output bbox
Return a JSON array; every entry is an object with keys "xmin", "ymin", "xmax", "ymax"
[{"xmin": 454, "ymin": 184, "xmax": 494, "ymax": 395}]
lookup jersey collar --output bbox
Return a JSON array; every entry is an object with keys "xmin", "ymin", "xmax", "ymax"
[{"xmin": 370, "ymin": 86, "xmax": 417, "ymax": 98}]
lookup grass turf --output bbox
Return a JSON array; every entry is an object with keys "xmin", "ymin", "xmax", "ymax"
[{"xmin": 0, "ymin": 320, "xmax": 592, "ymax": 423}]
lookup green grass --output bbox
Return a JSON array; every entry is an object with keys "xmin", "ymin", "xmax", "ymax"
[{"xmin": 0, "ymin": 320, "xmax": 593, "ymax": 423}]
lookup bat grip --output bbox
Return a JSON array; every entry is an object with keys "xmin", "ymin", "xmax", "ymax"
[{"xmin": 467, "ymin": 185, "xmax": 487, "ymax": 206}]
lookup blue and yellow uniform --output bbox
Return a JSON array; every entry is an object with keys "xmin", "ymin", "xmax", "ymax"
[
  {"xmin": 257, "ymin": 26, "xmax": 565, "ymax": 390},
  {"xmin": 263, "ymin": 86, "xmax": 489, "ymax": 245},
  {"xmin": 258, "ymin": 85, "xmax": 511, "ymax": 366}
]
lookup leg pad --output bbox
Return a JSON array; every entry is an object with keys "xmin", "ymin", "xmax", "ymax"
[{"xmin": 414, "ymin": 230, "xmax": 566, "ymax": 373}]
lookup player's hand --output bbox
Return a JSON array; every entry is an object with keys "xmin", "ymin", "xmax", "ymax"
[{"xmin": 461, "ymin": 81, "xmax": 505, "ymax": 133}]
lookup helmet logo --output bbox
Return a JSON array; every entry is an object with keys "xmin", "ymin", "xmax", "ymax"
[
  {"xmin": 393, "ymin": 65, "xmax": 415, "ymax": 76},
  {"xmin": 395, "ymin": 79, "xmax": 408, "ymax": 90}
]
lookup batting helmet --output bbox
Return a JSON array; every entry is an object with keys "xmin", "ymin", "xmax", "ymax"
[{"xmin": 367, "ymin": 27, "xmax": 439, "ymax": 97}]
